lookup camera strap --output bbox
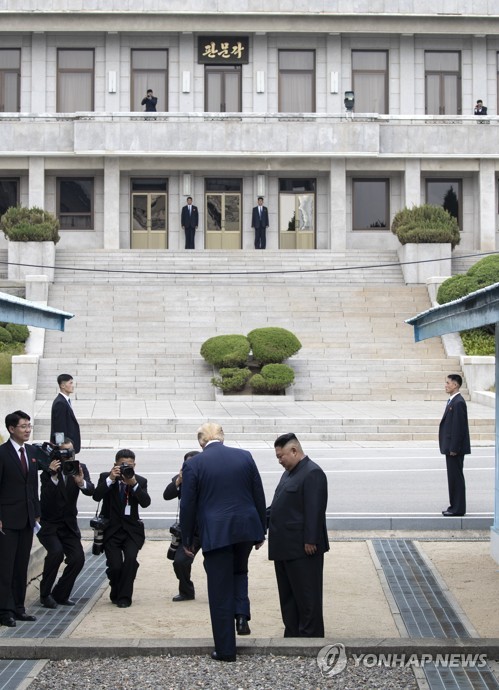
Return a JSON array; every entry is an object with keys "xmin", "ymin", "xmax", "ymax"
[{"xmin": 93, "ymin": 501, "xmax": 102, "ymax": 518}]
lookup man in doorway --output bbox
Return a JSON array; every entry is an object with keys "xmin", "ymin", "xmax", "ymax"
[
  {"xmin": 439, "ymin": 374, "xmax": 470, "ymax": 517},
  {"xmin": 51, "ymin": 374, "xmax": 81, "ymax": 455},
  {"xmin": 141, "ymin": 89, "xmax": 157, "ymax": 112},
  {"xmin": 251, "ymin": 196, "xmax": 269, "ymax": 249},
  {"xmin": 181, "ymin": 197, "xmax": 199, "ymax": 249},
  {"xmin": 474, "ymin": 99, "xmax": 487, "ymax": 116}
]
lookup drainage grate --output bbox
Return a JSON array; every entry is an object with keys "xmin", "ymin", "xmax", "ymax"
[
  {"xmin": 0, "ymin": 660, "xmax": 39, "ymax": 690},
  {"xmin": 423, "ymin": 662, "xmax": 499, "ymax": 690}
]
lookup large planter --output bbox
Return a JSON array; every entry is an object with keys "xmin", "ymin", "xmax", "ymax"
[
  {"xmin": 397, "ymin": 243, "xmax": 451, "ymax": 285},
  {"xmin": 8, "ymin": 241, "xmax": 56, "ymax": 282}
]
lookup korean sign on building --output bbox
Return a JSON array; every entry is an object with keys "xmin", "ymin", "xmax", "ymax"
[{"xmin": 198, "ymin": 36, "xmax": 249, "ymax": 64}]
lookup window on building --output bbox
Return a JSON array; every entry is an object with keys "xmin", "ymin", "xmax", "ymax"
[
  {"xmin": 131, "ymin": 50, "xmax": 168, "ymax": 112},
  {"xmin": 57, "ymin": 178, "xmax": 94, "ymax": 229},
  {"xmin": 57, "ymin": 49, "xmax": 94, "ymax": 112},
  {"xmin": 0, "ymin": 49, "xmax": 20, "ymax": 112},
  {"xmin": 0, "ymin": 179, "xmax": 19, "ymax": 217},
  {"xmin": 205, "ymin": 65, "xmax": 242, "ymax": 112},
  {"xmin": 426, "ymin": 179, "xmax": 461, "ymax": 227},
  {"xmin": 278, "ymin": 50, "xmax": 315, "ymax": 112},
  {"xmin": 352, "ymin": 179, "xmax": 389, "ymax": 230},
  {"xmin": 352, "ymin": 50, "xmax": 388, "ymax": 114},
  {"xmin": 425, "ymin": 51, "xmax": 461, "ymax": 115}
]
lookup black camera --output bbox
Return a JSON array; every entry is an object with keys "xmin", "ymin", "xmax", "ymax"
[
  {"xmin": 90, "ymin": 516, "xmax": 109, "ymax": 556},
  {"xmin": 167, "ymin": 522, "xmax": 182, "ymax": 561},
  {"xmin": 62, "ymin": 459, "xmax": 80, "ymax": 477},
  {"xmin": 119, "ymin": 464, "xmax": 135, "ymax": 480},
  {"xmin": 32, "ymin": 442, "xmax": 75, "ymax": 472}
]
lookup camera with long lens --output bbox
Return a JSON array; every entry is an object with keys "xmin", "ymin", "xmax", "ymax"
[
  {"xmin": 32, "ymin": 441, "xmax": 75, "ymax": 472},
  {"xmin": 167, "ymin": 522, "xmax": 182, "ymax": 561},
  {"xmin": 119, "ymin": 464, "xmax": 135, "ymax": 480},
  {"xmin": 90, "ymin": 516, "xmax": 109, "ymax": 556}
]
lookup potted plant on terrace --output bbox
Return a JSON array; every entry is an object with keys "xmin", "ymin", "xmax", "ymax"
[{"xmin": 1, "ymin": 206, "xmax": 60, "ymax": 282}]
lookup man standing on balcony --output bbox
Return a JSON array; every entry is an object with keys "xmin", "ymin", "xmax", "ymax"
[
  {"xmin": 51, "ymin": 374, "xmax": 81, "ymax": 455},
  {"xmin": 181, "ymin": 197, "xmax": 199, "ymax": 250},
  {"xmin": 251, "ymin": 197, "xmax": 269, "ymax": 250}
]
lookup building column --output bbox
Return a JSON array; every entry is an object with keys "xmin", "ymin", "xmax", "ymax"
[
  {"xmin": 105, "ymin": 33, "xmax": 120, "ymax": 112},
  {"xmin": 103, "ymin": 158, "xmax": 120, "ymax": 249},
  {"xmin": 404, "ymin": 158, "xmax": 421, "ymax": 208},
  {"xmin": 330, "ymin": 158, "xmax": 346, "ymax": 251},
  {"xmin": 28, "ymin": 157, "xmax": 45, "ymax": 208},
  {"xmin": 326, "ymin": 34, "xmax": 342, "ymax": 114},
  {"xmin": 478, "ymin": 159, "xmax": 496, "ymax": 251},
  {"xmin": 31, "ymin": 33, "xmax": 47, "ymax": 113},
  {"xmin": 179, "ymin": 33, "xmax": 195, "ymax": 112},
  {"xmin": 472, "ymin": 36, "xmax": 488, "ymax": 114},
  {"xmin": 400, "ymin": 35, "xmax": 415, "ymax": 115}
]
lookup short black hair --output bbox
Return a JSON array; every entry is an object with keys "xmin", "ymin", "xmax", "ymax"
[
  {"xmin": 274, "ymin": 432, "xmax": 298, "ymax": 449},
  {"xmin": 57, "ymin": 374, "xmax": 73, "ymax": 386},
  {"xmin": 5, "ymin": 410, "xmax": 30, "ymax": 431},
  {"xmin": 184, "ymin": 450, "xmax": 200, "ymax": 462},
  {"xmin": 115, "ymin": 448, "xmax": 135, "ymax": 463},
  {"xmin": 447, "ymin": 374, "xmax": 463, "ymax": 388},
  {"xmin": 257, "ymin": 196, "xmax": 264, "ymax": 201}
]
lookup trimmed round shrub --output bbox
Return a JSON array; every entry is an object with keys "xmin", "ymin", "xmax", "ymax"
[
  {"xmin": 391, "ymin": 204, "xmax": 460, "ymax": 249},
  {"xmin": 200, "ymin": 334, "xmax": 250, "ymax": 368},
  {"xmin": 466, "ymin": 254, "xmax": 499, "ymax": 286},
  {"xmin": 212, "ymin": 367, "xmax": 252, "ymax": 393},
  {"xmin": 249, "ymin": 363, "xmax": 295, "ymax": 394},
  {"xmin": 0, "ymin": 206, "xmax": 60, "ymax": 243},
  {"xmin": 437, "ymin": 274, "xmax": 481, "ymax": 305},
  {"xmin": 247, "ymin": 327, "xmax": 301, "ymax": 365},
  {"xmin": 0, "ymin": 326, "xmax": 13, "ymax": 343},
  {"xmin": 461, "ymin": 328, "xmax": 495, "ymax": 356},
  {"xmin": 5, "ymin": 323, "xmax": 29, "ymax": 343}
]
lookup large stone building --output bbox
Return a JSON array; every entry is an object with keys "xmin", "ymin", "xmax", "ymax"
[{"xmin": 1, "ymin": 1, "xmax": 498, "ymax": 254}]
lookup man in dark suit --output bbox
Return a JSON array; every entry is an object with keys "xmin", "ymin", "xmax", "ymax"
[
  {"xmin": 474, "ymin": 99, "xmax": 487, "ymax": 115},
  {"xmin": 163, "ymin": 450, "xmax": 201, "ymax": 602},
  {"xmin": 180, "ymin": 423, "xmax": 266, "ymax": 662},
  {"xmin": 439, "ymin": 374, "xmax": 471, "ymax": 517},
  {"xmin": 37, "ymin": 438, "xmax": 94, "ymax": 608},
  {"xmin": 181, "ymin": 196, "xmax": 199, "ymax": 249},
  {"xmin": 0, "ymin": 410, "xmax": 40, "ymax": 627},
  {"xmin": 51, "ymin": 374, "xmax": 81, "ymax": 455},
  {"xmin": 251, "ymin": 196, "xmax": 269, "ymax": 249},
  {"xmin": 268, "ymin": 432, "xmax": 329, "ymax": 638},
  {"xmin": 93, "ymin": 449, "xmax": 151, "ymax": 608}
]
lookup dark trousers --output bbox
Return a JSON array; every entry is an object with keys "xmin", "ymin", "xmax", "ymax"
[
  {"xmin": 0, "ymin": 523, "xmax": 33, "ymax": 616},
  {"xmin": 38, "ymin": 524, "xmax": 85, "ymax": 601},
  {"xmin": 185, "ymin": 227, "xmax": 196, "ymax": 249},
  {"xmin": 104, "ymin": 529, "xmax": 140, "ymax": 604},
  {"xmin": 274, "ymin": 553, "xmax": 325, "ymax": 637},
  {"xmin": 446, "ymin": 454, "xmax": 466, "ymax": 515},
  {"xmin": 203, "ymin": 541, "xmax": 253, "ymax": 657},
  {"xmin": 254, "ymin": 226, "xmax": 266, "ymax": 249},
  {"xmin": 173, "ymin": 537, "xmax": 200, "ymax": 598}
]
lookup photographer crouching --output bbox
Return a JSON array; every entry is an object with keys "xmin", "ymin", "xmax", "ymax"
[
  {"xmin": 163, "ymin": 450, "xmax": 201, "ymax": 602},
  {"xmin": 93, "ymin": 449, "xmax": 151, "ymax": 608},
  {"xmin": 36, "ymin": 437, "xmax": 94, "ymax": 608}
]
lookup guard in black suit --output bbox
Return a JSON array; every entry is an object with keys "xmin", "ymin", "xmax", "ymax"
[
  {"xmin": 251, "ymin": 196, "xmax": 269, "ymax": 249},
  {"xmin": 268, "ymin": 433, "xmax": 329, "ymax": 638},
  {"xmin": 474, "ymin": 99, "xmax": 487, "ymax": 115},
  {"xmin": 0, "ymin": 410, "xmax": 40, "ymax": 627},
  {"xmin": 51, "ymin": 374, "xmax": 81, "ymax": 455},
  {"xmin": 181, "ymin": 196, "xmax": 199, "ymax": 249},
  {"xmin": 181, "ymin": 423, "xmax": 266, "ymax": 662},
  {"xmin": 93, "ymin": 449, "xmax": 151, "ymax": 608},
  {"xmin": 439, "ymin": 374, "xmax": 471, "ymax": 516},
  {"xmin": 38, "ymin": 438, "xmax": 94, "ymax": 608}
]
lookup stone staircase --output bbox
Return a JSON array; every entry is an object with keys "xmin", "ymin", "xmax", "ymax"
[{"xmin": 30, "ymin": 249, "xmax": 492, "ymax": 444}]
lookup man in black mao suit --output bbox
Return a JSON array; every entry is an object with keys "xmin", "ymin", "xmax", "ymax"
[
  {"xmin": 251, "ymin": 196, "xmax": 269, "ymax": 249},
  {"xmin": 51, "ymin": 374, "xmax": 81, "ymax": 455},
  {"xmin": 180, "ymin": 423, "xmax": 266, "ymax": 662},
  {"xmin": 0, "ymin": 410, "xmax": 40, "ymax": 627},
  {"xmin": 439, "ymin": 374, "xmax": 471, "ymax": 517},
  {"xmin": 38, "ymin": 438, "xmax": 94, "ymax": 608},
  {"xmin": 268, "ymin": 433, "xmax": 329, "ymax": 638},
  {"xmin": 181, "ymin": 196, "xmax": 199, "ymax": 249},
  {"xmin": 93, "ymin": 449, "xmax": 150, "ymax": 608}
]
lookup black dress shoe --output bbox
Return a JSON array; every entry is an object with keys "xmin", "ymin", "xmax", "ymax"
[
  {"xmin": 0, "ymin": 615, "xmax": 16, "ymax": 627},
  {"xmin": 211, "ymin": 651, "xmax": 236, "ymax": 662},
  {"xmin": 14, "ymin": 612, "xmax": 36, "ymax": 621},
  {"xmin": 172, "ymin": 594, "xmax": 195, "ymax": 602},
  {"xmin": 55, "ymin": 599, "xmax": 76, "ymax": 606},
  {"xmin": 117, "ymin": 599, "xmax": 131, "ymax": 608},
  {"xmin": 235, "ymin": 614, "xmax": 251, "ymax": 635},
  {"xmin": 40, "ymin": 595, "xmax": 58, "ymax": 609},
  {"xmin": 442, "ymin": 510, "xmax": 465, "ymax": 516}
]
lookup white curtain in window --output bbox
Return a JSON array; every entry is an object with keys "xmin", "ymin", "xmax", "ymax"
[
  {"xmin": 59, "ymin": 73, "xmax": 92, "ymax": 112},
  {"xmin": 280, "ymin": 73, "xmax": 313, "ymax": 112}
]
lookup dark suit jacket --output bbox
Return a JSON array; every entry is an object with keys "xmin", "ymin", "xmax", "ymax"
[
  {"xmin": 181, "ymin": 205, "xmax": 199, "ymax": 229},
  {"xmin": 93, "ymin": 472, "xmax": 150, "ymax": 549},
  {"xmin": 268, "ymin": 456, "xmax": 329, "ymax": 562},
  {"xmin": 474, "ymin": 106, "xmax": 488, "ymax": 115},
  {"xmin": 0, "ymin": 440, "xmax": 40, "ymax": 529},
  {"xmin": 51, "ymin": 393, "xmax": 81, "ymax": 454},
  {"xmin": 180, "ymin": 442, "xmax": 266, "ymax": 553},
  {"xmin": 439, "ymin": 393, "xmax": 471, "ymax": 456},
  {"xmin": 251, "ymin": 205, "xmax": 269, "ymax": 229},
  {"xmin": 39, "ymin": 463, "xmax": 94, "ymax": 537}
]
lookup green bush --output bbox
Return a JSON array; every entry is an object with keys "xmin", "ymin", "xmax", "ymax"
[
  {"xmin": 0, "ymin": 206, "xmax": 60, "ymax": 243},
  {"xmin": 437, "ymin": 275, "xmax": 479, "ymax": 305},
  {"xmin": 200, "ymin": 334, "xmax": 250, "ymax": 368},
  {"xmin": 212, "ymin": 367, "xmax": 252, "ymax": 393},
  {"xmin": 466, "ymin": 254, "xmax": 499, "ymax": 286},
  {"xmin": 461, "ymin": 328, "xmax": 495, "ymax": 356},
  {"xmin": 5, "ymin": 323, "xmax": 29, "ymax": 343},
  {"xmin": 391, "ymin": 204, "xmax": 460, "ymax": 249},
  {"xmin": 0, "ymin": 326, "xmax": 13, "ymax": 343},
  {"xmin": 247, "ymin": 327, "xmax": 301, "ymax": 365},
  {"xmin": 250, "ymin": 364, "xmax": 295, "ymax": 394}
]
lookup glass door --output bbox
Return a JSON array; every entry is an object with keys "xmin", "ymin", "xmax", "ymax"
[
  {"xmin": 131, "ymin": 192, "xmax": 167, "ymax": 249},
  {"xmin": 279, "ymin": 192, "xmax": 315, "ymax": 249},
  {"xmin": 205, "ymin": 192, "xmax": 241, "ymax": 249}
]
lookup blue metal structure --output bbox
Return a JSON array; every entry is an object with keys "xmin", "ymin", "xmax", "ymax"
[{"xmin": 0, "ymin": 291, "xmax": 73, "ymax": 331}]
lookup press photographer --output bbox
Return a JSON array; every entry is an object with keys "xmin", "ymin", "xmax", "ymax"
[{"xmin": 37, "ymin": 437, "xmax": 94, "ymax": 609}]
